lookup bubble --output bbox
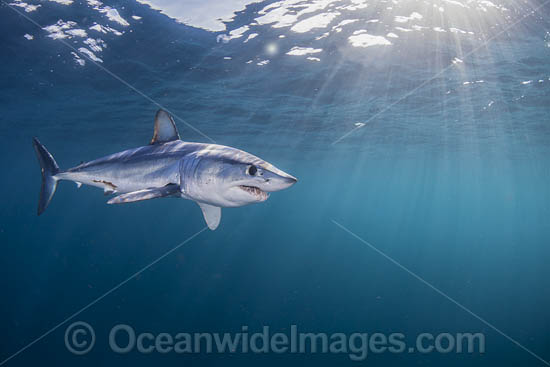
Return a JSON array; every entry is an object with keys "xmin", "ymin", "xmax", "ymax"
[
  {"xmin": 216, "ymin": 34, "xmax": 230, "ymax": 44},
  {"xmin": 546, "ymin": 32, "xmax": 550, "ymax": 48}
]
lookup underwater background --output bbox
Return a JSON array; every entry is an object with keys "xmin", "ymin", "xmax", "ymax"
[{"xmin": 1, "ymin": 0, "xmax": 550, "ymax": 365}]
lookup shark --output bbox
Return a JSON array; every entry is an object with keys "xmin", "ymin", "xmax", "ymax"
[{"xmin": 33, "ymin": 109, "xmax": 297, "ymax": 230}]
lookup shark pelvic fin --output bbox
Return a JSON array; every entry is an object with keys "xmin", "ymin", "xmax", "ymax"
[
  {"xmin": 107, "ymin": 184, "xmax": 180, "ymax": 204},
  {"xmin": 197, "ymin": 202, "xmax": 221, "ymax": 230},
  {"xmin": 150, "ymin": 109, "xmax": 180, "ymax": 144}
]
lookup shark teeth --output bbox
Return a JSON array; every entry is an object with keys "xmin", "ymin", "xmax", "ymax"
[{"xmin": 239, "ymin": 185, "xmax": 269, "ymax": 201}]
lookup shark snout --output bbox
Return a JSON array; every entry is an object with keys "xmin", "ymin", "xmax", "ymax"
[
  {"xmin": 281, "ymin": 174, "xmax": 298, "ymax": 186},
  {"xmin": 261, "ymin": 170, "xmax": 297, "ymax": 192}
]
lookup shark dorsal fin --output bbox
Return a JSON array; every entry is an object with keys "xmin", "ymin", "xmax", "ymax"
[
  {"xmin": 197, "ymin": 202, "xmax": 221, "ymax": 230},
  {"xmin": 150, "ymin": 109, "xmax": 180, "ymax": 144}
]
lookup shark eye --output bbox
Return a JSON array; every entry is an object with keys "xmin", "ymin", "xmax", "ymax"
[{"xmin": 247, "ymin": 165, "xmax": 257, "ymax": 176}]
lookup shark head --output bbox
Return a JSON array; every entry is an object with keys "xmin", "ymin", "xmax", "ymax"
[
  {"xmin": 222, "ymin": 158, "xmax": 298, "ymax": 205},
  {"xmin": 180, "ymin": 144, "xmax": 297, "ymax": 208}
]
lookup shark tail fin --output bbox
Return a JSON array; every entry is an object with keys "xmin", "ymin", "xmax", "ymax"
[{"xmin": 32, "ymin": 137, "xmax": 60, "ymax": 215}]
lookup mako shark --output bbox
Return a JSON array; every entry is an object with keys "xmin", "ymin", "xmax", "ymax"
[{"xmin": 33, "ymin": 109, "xmax": 297, "ymax": 230}]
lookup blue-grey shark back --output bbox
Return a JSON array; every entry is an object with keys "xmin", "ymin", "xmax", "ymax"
[{"xmin": 33, "ymin": 109, "xmax": 297, "ymax": 230}]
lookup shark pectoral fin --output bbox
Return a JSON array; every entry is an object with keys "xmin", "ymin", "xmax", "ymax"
[
  {"xmin": 150, "ymin": 109, "xmax": 180, "ymax": 144},
  {"xmin": 197, "ymin": 202, "xmax": 221, "ymax": 230},
  {"xmin": 107, "ymin": 184, "xmax": 180, "ymax": 204}
]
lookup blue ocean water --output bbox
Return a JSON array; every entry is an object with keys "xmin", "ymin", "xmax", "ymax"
[{"xmin": 1, "ymin": 0, "xmax": 550, "ymax": 365}]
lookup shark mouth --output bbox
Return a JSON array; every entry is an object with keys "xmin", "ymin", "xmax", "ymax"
[{"xmin": 239, "ymin": 185, "xmax": 269, "ymax": 200}]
